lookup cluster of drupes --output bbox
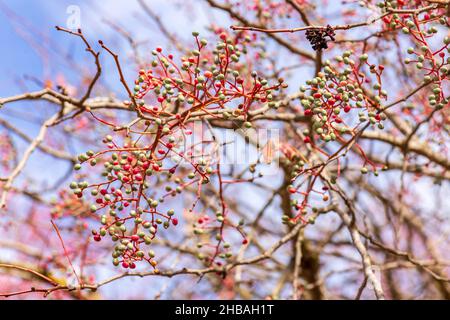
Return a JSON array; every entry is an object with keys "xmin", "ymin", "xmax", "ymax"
[
  {"xmin": 127, "ymin": 31, "xmax": 285, "ymax": 124},
  {"xmin": 68, "ymin": 133, "xmax": 197, "ymax": 271},
  {"xmin": 403, "ymin": 31, "xmax": 450, "ymax": 110},
  {"xmin": 299, "ymin": 50, "xmax": 387, "ymax": 144},
  {"xmin": 66, "ymin": 32, "xmax": 287, "ymax": 269},
  {"xmin": 377, "ymin": 2, "xmax": 450, "ymax": 107}
]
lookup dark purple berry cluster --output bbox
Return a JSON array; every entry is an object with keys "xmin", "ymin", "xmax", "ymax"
[{"xmin": 306, "ymin": 25, "xmax": 335, "ymax": 51}]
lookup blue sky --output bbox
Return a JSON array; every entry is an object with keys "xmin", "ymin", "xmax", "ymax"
[{"xmin": 0, "ymin": 0, "xmax": 218, "ymax": 96}]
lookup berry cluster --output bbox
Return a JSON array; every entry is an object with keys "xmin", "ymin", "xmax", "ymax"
[
  {"xmin": 382, "ymin": 6, "xmax": 450, "ymax": 135},
  {"xmin": 67, "ymin": 32, "xmax": 285, "ymax": 271},
  {"xmin": 284, "ymin": 50, "xmax": 387, "ymax": 222},
  {"xmin": 130, "ymin": 32, "xmax": 283, "ymax": 123},
  {"xmin": 401, "ymin": 22, "xmax": 450, "ymax": 110},
  {"xmin": 299, "ymin": 50, "xmax": 387, "ymax": 144},
  {"xmin": 305, "ymin": 25, "xmax": 335, "ymax": 51}
]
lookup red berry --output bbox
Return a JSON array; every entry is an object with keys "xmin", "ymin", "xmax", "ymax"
[{"xmin": 313, "ymin": 93, "xmax": 322, "ymax": 99}]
